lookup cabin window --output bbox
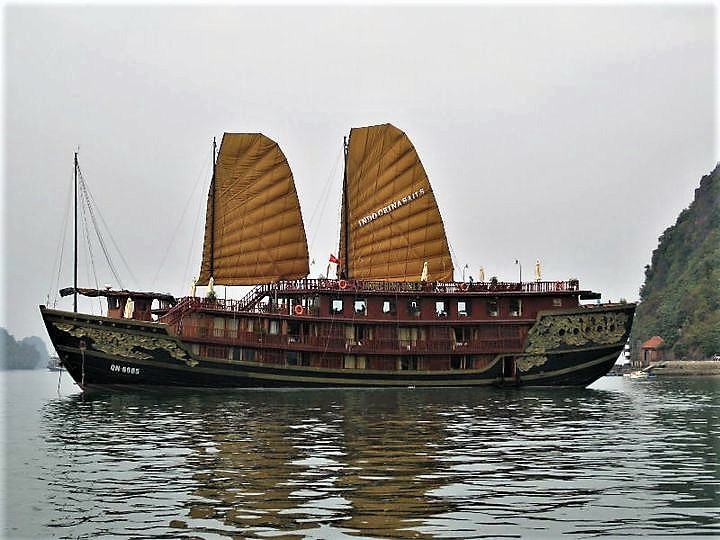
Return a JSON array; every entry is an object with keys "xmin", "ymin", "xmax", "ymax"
[
  {"xmin": 331, "ymin": 298, "xmax": 344, "ymax": 314},
  {"xmin": 286, "ymin": 351, "xmax": 308, "ymax": 366},
  {"xmin": 231, "ymin": 347, "xmax": 242, "ymax": 361},
  {"xmin": 307, "ymin": 295, "xmax": 320, "ymax": 314},
  {"xmin": 457, "ymin": 299, "xmax": 470, "ymax": 317},
  {"xmin": 453, "ymin": 327, "xmax": 469, "ymax": 346},
  {"xmin": 487, "ymin": 298, "xmax": 499, "ymax": 317},
  {"xmin": 450, "ymin": 356, "xmax": 468, "ymax": 369},
  {"xmin": 400, "ymin": 356, "xmax": 422, "ymax": 370},
  {"xmin": 346, "ymin": 325, "xmax": 368, "ymax": 345},
  {"xmin": 108, "ymin": 297, "xmax": 120, "ymax": 310},
  {"xmin": 269, "ymin": 320, "xmax": 280, "ymax": 335},
  {"xmin": 287, "ymin": 321, "xmax": 301, "ymax": 343},
  {"xmin": 553, "ymin": 298, "xmax": 563, "ymax": 307},
  {"xmin": 408, "ymin": 297, "xmax": 421, "ymax": 317},
  {"xmin": 435, "ymin": 300, "xmax": 448, "ymax": 317},
  {"xmin": 207, "ymin": 345, "xmax": 227, "ymax": 359},
  {"xmin": 344, "ymin": 355, "xmax": 366, "ymax": 369},
  {"xmin": 510, "ymin": 299, "xmax": 522, "ymax": 317},
  {"xmin": 136, "ymin": 300, "xmax": 147, "ymax": 312},
  {"xmin": 214, "ymin": 317, "xmax": 225, "ymax": 336},
  {"xmin": 354, "ymin": 299, "xmax": 367, "ymax": 315},
  {"xmin": 226, "ymin": 319, "xmax": 239, "ymax": 338},
  {"xmin": 356, "ymin": 325, "xmax": 369, "ymax": 344},
  {"xmin": 244, "ymin": 348, "xmax": 255, "ymax": 362},
  {"xmin": 398, "ymin": 327, "xmax": 422, "ymax": 349},
  {"xmin": 382, "ymin": 298, "xmax": 396, "ymax": 314}
]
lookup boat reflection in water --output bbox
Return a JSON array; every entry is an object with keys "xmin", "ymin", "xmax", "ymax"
[
  {"xmin": 41, "ymin": 382, "xmax": 719, "ymax": 538},
  {"xmin": 45, "ymin": 389, "xmax": 461, "ymax": 538},
  {"xmin": 184, "ymin": 390, "xmax": 455, "ymax": 538}
]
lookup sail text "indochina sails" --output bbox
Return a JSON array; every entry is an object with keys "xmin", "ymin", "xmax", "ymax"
[{"xmin": 357, "ymin": 188, "xmax": 426, "ymax": 227}]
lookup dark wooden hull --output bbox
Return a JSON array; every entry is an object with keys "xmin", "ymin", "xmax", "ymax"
[{"xmin": 40, "ymin": 302, "xmax": 634, "ymax": 390}]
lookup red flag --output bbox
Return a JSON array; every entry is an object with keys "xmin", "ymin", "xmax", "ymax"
[{"xmin": 329, "ymin": 254, "xmax": 340, "ymax": 264}]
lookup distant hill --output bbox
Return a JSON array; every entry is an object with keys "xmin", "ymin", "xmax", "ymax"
[
  {"xmin": 0, "ymin": 327, "xmax": 49, "ymax": 370},
  {"xmin": 631, "ymin": 165, "xmax": 720, "ymax": 359}
]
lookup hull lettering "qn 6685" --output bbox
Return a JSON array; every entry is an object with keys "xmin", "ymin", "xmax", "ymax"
[{"xmin": 110, "ymin": 364, "xmax": 140, "ymax": 375}]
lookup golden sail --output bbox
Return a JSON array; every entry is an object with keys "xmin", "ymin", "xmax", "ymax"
[
  {"xmin": 198, "ymin": 133, "xmax": 309, "ymax": 285},
  {"xmin": 339, "ymin": 124, "xmax": 454, "ymax": 282}
]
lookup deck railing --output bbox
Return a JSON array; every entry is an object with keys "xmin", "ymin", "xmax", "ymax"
[
  {"xmin": 249, "ymin": 278, "xmax": 579, "ymax": 295},
  {"xmin": 172, "ymin": 279, "xmax": 580, "ymax": 317},
  {"xmin": 177, "ymin": 324, "xmax": 524, "ymax": 354}
]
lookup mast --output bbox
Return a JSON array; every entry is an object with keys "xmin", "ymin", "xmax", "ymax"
[
  {"xmin": 73, "ymin": 151, "xmax": 78, "ymax": 313},
  {"xmin": 342, "ymin": 135, "xmax": 350, "ymax": 278},
  {"xmin": 210, "ymin": 137, "xmax": 217, "ymax": 279}
]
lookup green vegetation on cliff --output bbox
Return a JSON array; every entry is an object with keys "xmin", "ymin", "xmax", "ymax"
[{"xmin": 632, "ymin": 165, "xmax": 720, "ymax": 359}]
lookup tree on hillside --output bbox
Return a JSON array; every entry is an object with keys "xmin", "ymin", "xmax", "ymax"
[{"xmin": 632, "ymin": 165, "xmax": 720, "ymax": 359}]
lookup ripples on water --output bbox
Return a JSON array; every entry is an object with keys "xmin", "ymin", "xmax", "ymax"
[{"xmin": 5, "ymin": 373, "xmax": 719, "ymax": 539}]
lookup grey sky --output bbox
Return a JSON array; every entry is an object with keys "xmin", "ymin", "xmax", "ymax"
[{"xmin": 3, "ymin": 3, "xmax": 716, "ymax": 344}]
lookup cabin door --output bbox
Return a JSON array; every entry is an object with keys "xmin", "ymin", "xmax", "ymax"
[{"xmin": 502, "ymin": 357, "xmax": 516, "ymax": 380}]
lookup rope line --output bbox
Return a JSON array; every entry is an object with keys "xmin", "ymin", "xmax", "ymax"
[{"xmin": 152, "ymin": 149, "xmax": 212, "ymax": 289}]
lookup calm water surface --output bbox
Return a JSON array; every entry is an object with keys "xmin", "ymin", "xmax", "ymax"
[{"xmin": 2, "ymin": 370, "xmax": 718, "ymax": 539}]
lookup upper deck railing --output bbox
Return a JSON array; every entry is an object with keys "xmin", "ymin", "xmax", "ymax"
[
  {"xmin": 247, "ymin": 278, "xmax": 579, "ymax": 297},
  {"xmin": 157, "ymin": 278, "xmax": 582, "ymax": 321}
]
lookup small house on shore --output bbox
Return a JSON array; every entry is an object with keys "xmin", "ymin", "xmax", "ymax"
[{"xmin": 637, "ymin": 336, "xmax": 664, "ymax": 368}]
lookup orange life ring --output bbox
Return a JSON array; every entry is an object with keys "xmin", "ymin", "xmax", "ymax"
[
  {"xmin": 293, "ymin": 304, "xmax": 304, "ymax": 315},
  {"xmin": 339, "ymin": 279, "xmax": 348, "ymax": 290},
  {"xmin": 459, "ymin": 282, "xmax": 469, "ymax": 292},
  {"xmin": 556, "ymin": 281, "xmax": 564, "ymax": 291}
]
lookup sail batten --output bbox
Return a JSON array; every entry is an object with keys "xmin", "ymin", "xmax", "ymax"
[
  {"xmin": 198, "ymin": 133, "xmax": 309, "ymax": 285},
  {"xmin": 339, "ymin": 123, "xmax": 454, "ymax": 282}
]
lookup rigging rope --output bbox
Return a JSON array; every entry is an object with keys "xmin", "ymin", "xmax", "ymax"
[
  {"xmin": 152, "ymin": 149, "xmax": 212, "ymax": 290},
  {"xmin": 182, "ymin": 190, "xmax": 205, "ymax": 294},
  {"xmin": 306, "ymin": 148, "xmax": 343, "ymax": 256},
  {"xmin": 47, "ymin": 154, "xmax": 138, "ymax": 311},
  {"xmin": 78, "ymin": 177, "xmax": 122, "ymax": 291},
  {"xmin": 78, "ymin": 193, "xmax": 99, "ymax": 313},
  {"xmin": 48, "ymin": 171, "xmax": 74, "ymax": 307},
  {"xmin": 77, "ymin": 168, "xmax": 130, "ymax": 288},
  {"xmin": 83, "ymin": 179, "xmax": 138, "ymax": 288}
]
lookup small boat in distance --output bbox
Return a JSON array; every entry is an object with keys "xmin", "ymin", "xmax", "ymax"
[
  {"xmin": 40, "ymin": 124, "xmax": 635, "ymax": 390},
  {"xmin": 627, "ymin": 370, "xmax": 655, "ymax": 379},
  {"xmin": 47, "ymin": 355, "xmax": 63, "ymax": 372}
]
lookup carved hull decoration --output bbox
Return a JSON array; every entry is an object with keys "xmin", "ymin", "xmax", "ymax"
[
  {"xmin": 525, "ymin": 311, "xmax": 629, "ymax": 352},
  {"xmin": 51, "ymin": 321, "xmax": 198, "ymax": 367},
  {"xmin": 516, "ymin": 355, "xmax": 549, "ymax": 372}
]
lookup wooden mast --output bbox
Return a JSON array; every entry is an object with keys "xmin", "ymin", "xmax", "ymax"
[
  {"xmin": 342, "ymin": 135, "xmax": 350, "ymax": 279},
  {"xmin": 73, "ymin": 151, "xmax": 78, "ymax": 313},
  {"xmin": 209, "ymin": 137, "xmax": 217, "ymax": 279}
]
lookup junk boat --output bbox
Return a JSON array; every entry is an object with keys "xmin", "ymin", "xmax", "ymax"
[{"xmin": 40, "ymin": 123, "xmax": 635, "ymax": 389}]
